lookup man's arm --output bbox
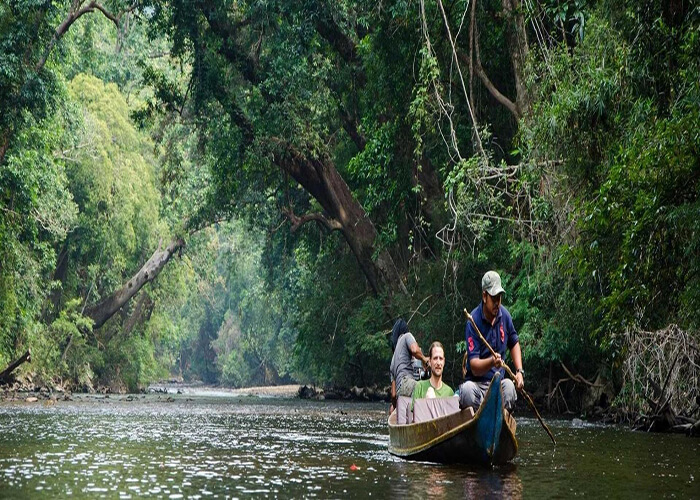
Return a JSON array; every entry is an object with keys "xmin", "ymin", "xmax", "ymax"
[
  {"xmin": 390, "ymin": 379, "xmax": 397, "ymax": 411},
  {"xmin": 468, "ymin": 354, "xmax": 503, "ymax": 377},
  {"xmin": 410, "ymin": 380, "xmax": 425, "ymax": 411},
  {"xmin": 409, "ymin": 342, "xmax": 429, "ymax": 366},
  {"xmin": 510, "ymin": 342, "xmax": 524, "ymax": 390}
]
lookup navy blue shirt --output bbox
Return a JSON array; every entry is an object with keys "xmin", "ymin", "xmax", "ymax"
[{"xmin": 465, "ymin": 303, "xmax": 519, "ymax": 382}]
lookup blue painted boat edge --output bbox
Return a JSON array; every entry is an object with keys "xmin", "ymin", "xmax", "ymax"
[{"xmin": 474, "ymin": 372, "xmax": 503, "ymax": 463}]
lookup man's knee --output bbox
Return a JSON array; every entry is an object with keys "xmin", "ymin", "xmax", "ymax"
[
  {"xmin": 459, "ymin": 381, "xmax": 482, "ymax": 409},
  {"xmin": 501, "ymin": 379, "xmax": 517, "ymax": 411},
  {"xmin": 397, "ymin": 377, "xmax": 417, "ymax": 398}
]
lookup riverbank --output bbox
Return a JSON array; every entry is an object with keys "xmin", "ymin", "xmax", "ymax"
[
  {"xmin": 297, "ymin": 384, "xmax": 390, "ymax": 402},
  {"xmin": 0, "ymin": 382, "xmax": 303, "ymax": 402},
  {"xmin": 0, "ymin": 381, "xmax": 392, "ymax": 406},
  {"xmin": 147, "ymin": 382, "xmax": 302, "ymax": 398}
]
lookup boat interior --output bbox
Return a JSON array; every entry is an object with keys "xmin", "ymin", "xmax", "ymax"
[{"xmin": 394, "ymin": 396, "xmax": 475, "ymax": 425}]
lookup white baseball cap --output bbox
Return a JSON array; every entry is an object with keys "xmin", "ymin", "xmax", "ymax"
[{"xmin": 482, "ymin": 271, "xmax": 505, "ymax": 296}]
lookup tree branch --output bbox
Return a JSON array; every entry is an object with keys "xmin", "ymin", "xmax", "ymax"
[
  {"xmin": 36, "ymin": 1, "xmax": 129, "ymax": 72},
  {"xmin": 312, "ymin": 7, "xmax": 366, "ymax": 87},
  {"xmin": 339, "ymin": 105, "xmax": 366, "ymax": 151},
  {"xmin": 467, "ymin": 0, "xmax": 521, "ymax": 120},
  {"xmin": 283, "ymin": 207, "xmax": 342, "ymax": 232},
  {"xmin": 313, "ymin": 10, "xmax": 359, "ymax": 66},
  {"xmin": 200, "ymin": 0, "xmax": 260, "ymax": 84}
]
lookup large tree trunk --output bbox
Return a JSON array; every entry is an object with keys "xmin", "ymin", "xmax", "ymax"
[
  {"xmin": 84, "ymin": 237, "xmax": 185, "ymax": 329},
  {"xmin": 502, "ymin": 0, "xmax": 530, "ymax": 117},
  {"xmin": 277, "ymin": 141, "xmax": 407, "ymax": 296}
]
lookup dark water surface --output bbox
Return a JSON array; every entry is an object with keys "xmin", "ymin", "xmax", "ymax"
[{"xmin": 0, "ymin": 393, "xmax": 698, "ymax": 498}]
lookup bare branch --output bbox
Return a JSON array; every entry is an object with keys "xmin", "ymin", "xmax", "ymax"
[
  {"xmin": 473, "ymin": 11, "xmax": 520, "ymax": 119},
  {"xmin": 407, "ymin": 295, "xmax": 434, "ymax": 324},
  {"xmin": 622, "ymin": 324, "xmax": 700, "ymax": 418},
  {"xmin": 283, "ymin": 207, "xmax": 342, "ymax": 233},
  {"xmin": 36, "ymin": 0, "xmax": 131, "ymax": 72}
]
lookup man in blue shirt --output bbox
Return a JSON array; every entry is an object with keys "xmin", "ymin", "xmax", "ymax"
[{"xmin": 458, "ymin": 271, "xmax": 524, "ymax": 411}]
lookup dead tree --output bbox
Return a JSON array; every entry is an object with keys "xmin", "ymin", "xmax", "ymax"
[
  {"xmin": 0, "ymin": 350, "xmax": 31, "ymax": 385},
  {"xmin": 85, "ymin": 237, "xmax": 185, "ymax": 329}
]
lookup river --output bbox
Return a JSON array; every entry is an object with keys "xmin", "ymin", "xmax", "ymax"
[{"xmin": 0, "ymin": 391, "xmax": 698, "ymax": 498}]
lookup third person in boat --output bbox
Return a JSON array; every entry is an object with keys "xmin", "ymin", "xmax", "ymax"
[
  {"xmin": 390, "ymin": 318, "xmax": 429, "ymax": 413},
  {"xmin": 459, "ymin": 271, "xmax": 524, "ymax": 411}
]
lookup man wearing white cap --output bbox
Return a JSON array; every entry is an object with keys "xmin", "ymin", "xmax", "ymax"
[{"xmin": 458, "ymin": 271, "xmax": 524, "ymax": 411}]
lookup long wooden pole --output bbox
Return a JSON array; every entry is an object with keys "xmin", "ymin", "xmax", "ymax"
[{"xmin": 464, "ymin": 309, "xmax": 556, "ymax": 445}]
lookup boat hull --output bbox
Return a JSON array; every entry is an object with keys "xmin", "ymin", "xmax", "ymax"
[{"xmin": 388, "ymin": 373, "xmax": 517, "ymax": 465}]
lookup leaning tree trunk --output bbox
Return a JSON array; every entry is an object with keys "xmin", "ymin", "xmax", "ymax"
[
  {"xmin": 277, "ymin": 140, "xmax": 407, "ymax": 297},
  {"xmin": 84, "ymin": 237, "xmax": 185, "ymax": 329},
  {"xmin": 200, "ymin": 3, "xmax": 407, "ymax": 299},
  {"xmin": 0, "ymin": 350, "xmax": 31, "ymax": 385}
]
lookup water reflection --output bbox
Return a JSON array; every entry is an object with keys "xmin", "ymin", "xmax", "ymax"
[
  {"xmin": 458, "ymin": 465, "xmax": 522, "ymax": 499},
  {"xmin": 388, "ymin": 461, "xmax": 523, "ymax": 499}
]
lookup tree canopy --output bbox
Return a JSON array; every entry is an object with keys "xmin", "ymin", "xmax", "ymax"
[{"xmin": 1, "ymin": 0, "xmax": 698, "ymax": 415}]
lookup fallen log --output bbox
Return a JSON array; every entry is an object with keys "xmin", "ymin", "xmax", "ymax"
[
  {"xmin": 85, "ymin": 237, "xmax": 185, "ymax": 329},
  {"xmin": 0, "ymin": 349, "xmax": 31, "ymax": 385},
  {"xmin": 692, "ymin": 419, "xmax": 700, "ymax": 437}
]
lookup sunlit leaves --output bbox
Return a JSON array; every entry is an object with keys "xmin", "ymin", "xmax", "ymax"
[{"xmin": 65, "ymin": 73, "xmax": 163, "ymax": 298}]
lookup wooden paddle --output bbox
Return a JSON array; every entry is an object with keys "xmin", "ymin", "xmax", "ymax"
[{"xmin": 464, "ymin": 308, "xmax": 557, "ymax": 446}]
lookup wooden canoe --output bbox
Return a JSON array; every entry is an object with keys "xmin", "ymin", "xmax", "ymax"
[{"xmin": 388, "ymin": 372, "xmax": 517, "ymax": 465}]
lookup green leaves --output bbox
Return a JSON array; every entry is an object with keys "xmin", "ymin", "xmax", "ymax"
[
  {"xmin": 543, "ymin": 0, "xmax": 587, "ymax": 42},
  {"xmin": 519, "ymin": 2, "xmax": 700, "ymax": 382},
  {"xmin": 28, "ymin": 298, "xmax": 95, "ymax": 388}
]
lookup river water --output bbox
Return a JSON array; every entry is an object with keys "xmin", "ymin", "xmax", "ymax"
[{"xmin": 0, "ymin": 392, "xmax": 698, "ymax": 498}]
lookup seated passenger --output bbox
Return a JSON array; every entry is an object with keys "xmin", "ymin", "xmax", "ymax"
[
  {"xmin": 390, "ymin": 318, "xmax": 429, "ymax": 414},
  {"xmin": 411, "ymin": 341, "xmax": 454, "ymax": 407}
]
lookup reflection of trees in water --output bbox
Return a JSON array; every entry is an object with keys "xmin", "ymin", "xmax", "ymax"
[
  {"xmin": 460, "ymin": 465, "xmax": 522, "ymax": 499},
  {"xmin": 389, "ymin": 462, "xmax": 522, "ymax": 498},
  {"xmin": 425, "ymin": 468, "xmax": 448, "ymax": 496}
]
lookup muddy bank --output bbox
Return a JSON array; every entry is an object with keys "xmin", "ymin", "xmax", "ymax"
[
  {"xmin": 0, "ymin": 378, "xmax": 304, "ymax": 403},
  {"xmin": 297, "ymin": 384, "xmax": 390, "ymax": 402},
  {"xmin": 146, "ymin": 382, "xmax": 302, "ymax": 398}
]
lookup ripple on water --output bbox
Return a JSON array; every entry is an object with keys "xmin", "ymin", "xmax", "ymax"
[{"xmin": 1, "ymin": 398, "xmax": 699, "ymax": 497}]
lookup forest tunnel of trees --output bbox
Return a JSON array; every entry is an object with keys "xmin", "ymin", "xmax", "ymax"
[{"xmin": 1, "ymin": 0, "xmax": 698, "ymax": 421}]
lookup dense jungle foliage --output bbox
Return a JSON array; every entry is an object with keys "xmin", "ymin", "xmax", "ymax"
[{"xmin": 1, "ymin": 0, "xmax": 698, "ymax": 415}]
